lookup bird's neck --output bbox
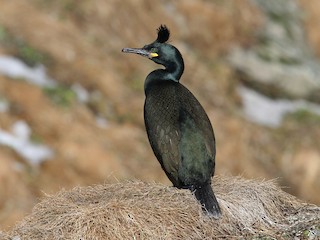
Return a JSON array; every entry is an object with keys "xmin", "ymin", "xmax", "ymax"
[{"xmin": 144, "ymin": 58, "xmax": 184, "ymax": 93}]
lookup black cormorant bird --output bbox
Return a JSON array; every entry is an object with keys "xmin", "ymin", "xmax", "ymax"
[{"xmin": 122, "ymin": 25, "xmax": 221, "ymax": 218}]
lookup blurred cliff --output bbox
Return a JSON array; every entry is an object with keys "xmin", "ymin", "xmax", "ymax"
[{"xmin": 0, "ymin": 0, "xmax": 319, "ymax": 230}]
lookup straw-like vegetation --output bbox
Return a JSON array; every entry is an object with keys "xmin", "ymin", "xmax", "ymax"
[{"xmin": 1, "ymin": 175, "xmax": 319, "ymax": 239}]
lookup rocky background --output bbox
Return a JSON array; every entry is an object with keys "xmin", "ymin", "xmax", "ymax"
[{"xmin": 0, "ymin": 0, "xmax": 319, "ymax": 230}]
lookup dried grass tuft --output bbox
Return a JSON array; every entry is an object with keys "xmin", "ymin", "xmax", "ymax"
[{"xmin": 3, "ymin": 176, "xmax": 320, "ymax": 239}]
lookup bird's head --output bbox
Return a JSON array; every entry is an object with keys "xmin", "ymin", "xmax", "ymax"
[{"xmin": 122, "ymin": 25, "xmax": 183, "ymax": 69}]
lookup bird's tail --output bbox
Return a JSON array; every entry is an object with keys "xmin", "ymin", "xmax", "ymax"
[{"xmin": 192, "ymin": 183, "xmax": 222, "ymax": 219}]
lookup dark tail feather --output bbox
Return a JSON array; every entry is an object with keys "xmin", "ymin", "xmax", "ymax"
[{"xmin": 193, "ymin": 183, "xmax": 222, "ymax": 219}]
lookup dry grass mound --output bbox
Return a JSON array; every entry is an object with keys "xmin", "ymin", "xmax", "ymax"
[{"xmin": 2, "ymin": 176, "xmax": 319, "ymax": 240}]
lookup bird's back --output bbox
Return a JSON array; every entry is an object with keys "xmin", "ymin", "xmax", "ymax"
[{"xmin": 144, "ymin": 81, "xmax": 216, "ymax": 188}]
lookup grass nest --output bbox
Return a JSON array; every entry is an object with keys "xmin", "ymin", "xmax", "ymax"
[{"xmin": 1, "ymin": 176, "xmax": 319, "ymax": 239}]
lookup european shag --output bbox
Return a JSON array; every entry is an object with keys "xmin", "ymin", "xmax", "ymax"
[{"xmin": 122, "ymin": 25, "xmax": 221, "ymax": 218}]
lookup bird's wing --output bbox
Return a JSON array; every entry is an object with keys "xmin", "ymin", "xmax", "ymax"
[
  {"xmin": 178, "ymin": 85, "xmax": 216, "ymax": 159},
  {"xmin": 152, "ymin": 123, "xmax": 181, "ymax": 180},
  {"xmin": 144, "ymin": 85, "xmax": 182, "ymax": 186}
]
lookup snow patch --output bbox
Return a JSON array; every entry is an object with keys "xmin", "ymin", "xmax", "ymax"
[
  {"xmin": 95, "ymin": 116, "xmax": 109, "ymax": 129},
  {"xmin": 72, "ymin": 83, "xmax": 90, "ymax": 103},
  {"xmin": 0, "ymin": 98, "xmax": 9, "ymax": 112},
  {"xmin": 238, "ymin": 86, "xmax": 320, "ymax": 127},
  {"xmin": 0, "ymin": 55, "xmax": 56, "ymax": 87},
  {"xmin": 0, "ymin": 120, "xmax": 54, "ymax": 165}
]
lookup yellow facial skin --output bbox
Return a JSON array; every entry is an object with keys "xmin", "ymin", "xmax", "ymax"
[{"xmin": 149, "ymin": 52, "xmax": 159, "ymax": 58}]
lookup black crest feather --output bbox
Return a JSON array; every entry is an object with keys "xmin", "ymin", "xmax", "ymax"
[{"xmin": 156, "ymin": 25, "xmax": 170, "ymax": 43}]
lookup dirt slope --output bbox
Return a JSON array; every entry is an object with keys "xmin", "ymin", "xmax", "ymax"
[{"xmin": 0, "ymin": 0, "xmax": 319, "ymax": 230}]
